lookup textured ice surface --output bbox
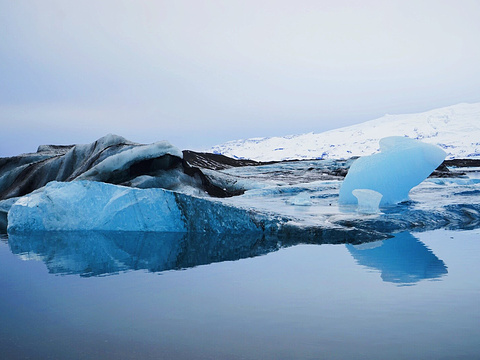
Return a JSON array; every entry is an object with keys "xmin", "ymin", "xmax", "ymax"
[
  {"xmin": 76, "ymin": 140, "xmax": 182, "ymax": 182},
  {"xmin": 219, "ymin": 158, "xmax": 480, "ymax": 233},
  {"xmin": 339, "ymin": 137, "xmax": 446, "ymax": 206},
  {"xmin": 0, "ymin": 134, "xmax": 189, "ymax": 200},
  {"xmin": 7, "ymin": 181, "xmax": 270, "ymax": 233}
]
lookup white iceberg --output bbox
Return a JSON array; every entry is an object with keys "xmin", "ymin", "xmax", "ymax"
[{"xmin": 339, "ymin": 136, "xmax": 446, "ymax": 206}]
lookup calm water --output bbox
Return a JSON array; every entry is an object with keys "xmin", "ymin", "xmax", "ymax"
[{"xmin": 1, "ymin": 229, "xmax": 479, "ymax": 360}]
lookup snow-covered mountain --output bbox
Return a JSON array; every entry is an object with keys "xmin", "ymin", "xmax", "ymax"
[{"xmin": 210, "ymin": 103, "xmax": 480, "ymax": 161}]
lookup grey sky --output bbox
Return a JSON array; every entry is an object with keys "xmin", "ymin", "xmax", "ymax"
[{"xmin": 1, "ymin": 0, "xmax": 480, "ymax": 156}]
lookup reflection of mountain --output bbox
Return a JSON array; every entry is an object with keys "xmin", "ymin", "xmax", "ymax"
[{"xmin": 346, "ymin": 232, "xmax": 448, "ymax": 285}]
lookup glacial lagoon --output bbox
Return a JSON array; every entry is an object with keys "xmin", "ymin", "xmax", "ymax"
[
  {"xmin": 2, "ymin": 140, "xmax": 480, "ymax": 359},
  {"xmin": 1, "ymin": 229, "xmax": 479, "ymax": 360}
]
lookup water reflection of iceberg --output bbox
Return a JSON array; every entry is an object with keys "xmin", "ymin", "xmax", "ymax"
[
  {"xmin": 346, "ymin": 232, "xmax": 448, "ymax": 285},
  {"xmin": 7, "ymin": 231, "xmax": 286, "ymax": 277},
  {"xmin": 8, "ymin": 231, "xmax": 448, "ymax": 282}
]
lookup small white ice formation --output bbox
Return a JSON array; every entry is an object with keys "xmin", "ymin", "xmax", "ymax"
[
  {"xmin": 339, "ymin": 136, "xmax": 446, "ymax": 206},
  {"xmin": 352, "ymin": 189, "xmax": 383, "ymax": 214},
  {"xmin": 287, "ymin": 192, "xmax": 313, "ymax": 206}
]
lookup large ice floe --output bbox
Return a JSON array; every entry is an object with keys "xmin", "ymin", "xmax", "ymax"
[
  {"xmin": 7, "ymin": 181, "xmax": 273, "ymax": 233},
  {"xmin": 0, "ymin": 135, "xmax": 251, "ymax": 232}
]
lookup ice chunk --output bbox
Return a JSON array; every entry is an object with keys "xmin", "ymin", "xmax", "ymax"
[
  {"xmin": 7, "ymin": 181, "xmax": 271, "ymax": 233},
  {"xmin": 352, "ymin": 189, "xmax": 382, "ymax": 214},
  {"xmin": 339, "ymin": 137, "xmax": 446, "ymax": 205},
  {"xmin": 287, "ymin": 192, "xmax": 313, "ymax": 206},
  {"xmin": 0, "ymin": 198, "xmax": 19, "ymax": 232}
]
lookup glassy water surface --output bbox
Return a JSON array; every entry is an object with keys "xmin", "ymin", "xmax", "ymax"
[{"xmin": 1, "ymin": 229, "xmax": 479, "ymax": 359}]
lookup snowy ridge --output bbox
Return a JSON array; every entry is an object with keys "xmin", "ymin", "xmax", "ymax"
[{"xmin": 210, "ymin": 103, "xmax": 480, "ymax": 161}]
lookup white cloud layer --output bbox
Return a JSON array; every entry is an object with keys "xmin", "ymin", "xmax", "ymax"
[{"xmin": 1, "ymin": 0, "xmax": 480, "ymax": 156}]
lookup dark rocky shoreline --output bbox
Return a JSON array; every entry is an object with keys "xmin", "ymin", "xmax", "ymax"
[{"xmin": 184, "ymin": 150, "xmax": 477, "ymax": 178}]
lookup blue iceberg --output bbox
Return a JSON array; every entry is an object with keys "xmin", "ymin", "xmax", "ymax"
[
  {"xmin": 7, "ymin": 181, "xmax": 275, "ymax": 233},
  {"xmin": 339, "ymin": 136, "xmax": 446, "ymax": 206}
]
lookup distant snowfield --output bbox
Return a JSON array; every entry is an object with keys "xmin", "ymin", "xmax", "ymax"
[{"xmin": 210, "ymin": 103, "xmax": 480, "ymax": 161}]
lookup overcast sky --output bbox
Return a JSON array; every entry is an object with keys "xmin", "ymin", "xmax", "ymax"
[{"xmin": 1, "ymin": 0, "xmax": 480, "ymax": 156}]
